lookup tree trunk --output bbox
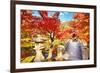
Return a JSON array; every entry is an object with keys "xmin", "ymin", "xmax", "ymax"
[
  {"xmin": 47, "ymin": 32, "xmax": 54, "ymax": 61},
  {"xmin": 50, "ymin": 32, "xmax": 54, "ymax": 48}
]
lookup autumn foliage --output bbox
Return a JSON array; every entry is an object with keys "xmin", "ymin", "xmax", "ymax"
[
  {"xmin": 70, "ymin": 12, "xmax": 90, "ymax": 43},
  {"xmin": 21, "ymin": 10, "xmax": 90, "ymax": 59},
  {"xmin": 21, "ymin": 10, "xmax": 61, "ymax": 42},
  {"xmin": 21, "ymin": 10, "xmax": 90, "ymax": 43}
]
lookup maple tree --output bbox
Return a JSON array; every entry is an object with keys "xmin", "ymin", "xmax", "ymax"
[
  {"xmin": 70, "ymin": 12, "xmax": 90, "ymax": 43},
  {"xmin": 21, "ymin": 10, "xmax": 61, "ymax": 41},
  {"xmin": 37, "ymin": 11, "xmax": 61, "ymax": 45},
  {"xmin": 21, "ymin": 10, "xmax": 43, "ymax": 38},
  {"xmin": 21, "ymin": 10, "xmax": 63, "ymax": 48}
]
